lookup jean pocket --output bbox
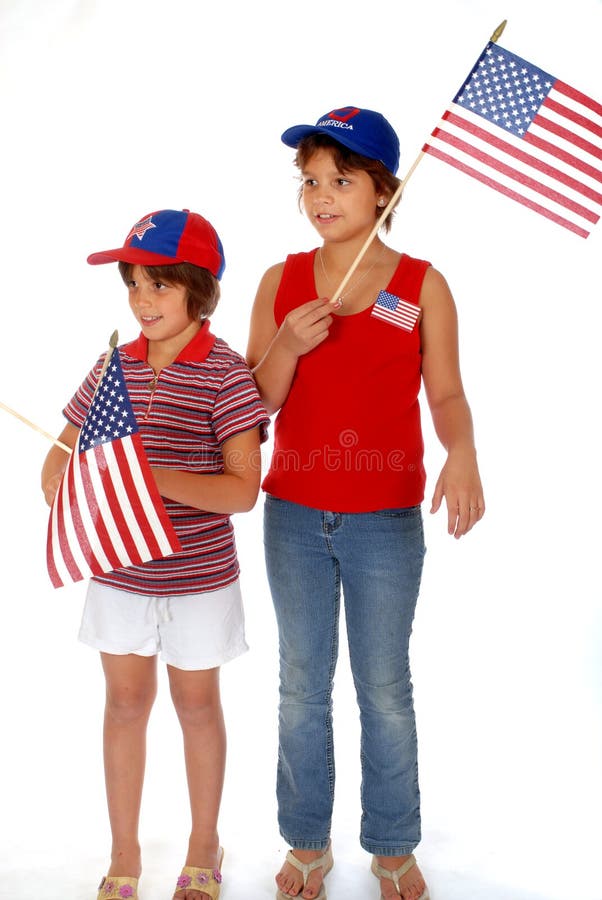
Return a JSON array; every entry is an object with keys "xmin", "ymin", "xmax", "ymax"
[{"xmin": 372, "ymin": 504, "xmax": 422, "ymax": 519}]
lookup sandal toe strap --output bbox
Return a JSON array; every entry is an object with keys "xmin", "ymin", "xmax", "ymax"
[
  {"xmin": 285, "ymin": 843, "xmax": 334, "ymax": 884},
  {"xmin": 176, "ymin": 861, "xmax": 223, "ymax": 899},
  {"xmin": 97, "ymin": 876, "xmax": 138, "ymax": 900},
  {"xmin": 371, "ymin": 853, "xmax": 416, "ymax": 887}
]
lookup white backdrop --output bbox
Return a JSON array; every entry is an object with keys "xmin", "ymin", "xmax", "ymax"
[{"xmin": 0, "ymin": 1, "xmax": 600, "ymax": 898}]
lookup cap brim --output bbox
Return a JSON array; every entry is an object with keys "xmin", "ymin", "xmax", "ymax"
[
  {"xmin": 281, "ymin": 123, "xmax": 369, "ymax": 160},
  {"xmin": 87, "ymin": 248, "xmax": 181, "ymax": 266},
  {"xmin": 281, "ymin": 124, "xmax": 328, "ymax": 148}
]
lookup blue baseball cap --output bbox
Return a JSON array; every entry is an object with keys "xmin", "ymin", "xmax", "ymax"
[
  {"xmin": 87, "ymin": 209, "xmax": 226, "ymax": 280},
  {"xmin": 281, "ymin": 106, "xmax": 400, "ymax": 175}
]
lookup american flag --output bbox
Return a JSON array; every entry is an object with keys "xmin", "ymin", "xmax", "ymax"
[
  {"xmin": 371, "ymin": 290, "xmax": 421, "ymax": 331},
  {"xmin": 423, "ymin": 41, "xmax": 602, "ymax": 238},
  {"xmin": 47, "ymin": 351, "xmax": 182, "ymax": 589}
]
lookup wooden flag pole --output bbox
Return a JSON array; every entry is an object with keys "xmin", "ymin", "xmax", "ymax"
[
  {"xmin": 0, "ymin": 330, "xmax": 120, "ymax": 455},
  {"xmin": 93, "ymin": 329, "xmax": 119, "ymax": 399},
  {"xmin": 0, "ymin": 400, "xmax": 72, "ymax": 453},
  {"xmin": 330, "ymin": 18, "xmax": 508, "ymax": 304},
  {"xmin": 330, "ymin": 154, "xmax": 423, "ymax": 304}
]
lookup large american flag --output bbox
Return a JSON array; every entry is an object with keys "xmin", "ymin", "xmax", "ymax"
[
  {"xmin": 47, "ymin": 351, "xmax": 181, "ymax": 589},
  {"xmin": 423, "ymin": 41, "xmax": 602, "ymax": 238}
]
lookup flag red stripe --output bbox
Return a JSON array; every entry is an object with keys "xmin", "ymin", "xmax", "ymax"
[
  {"xmin": 423, "ymin": 145, "xmax": 590, "ymax": 238},
  {"xmin": 54, "ymin": 479, "xmax": 86, "ymax": 583},
  {"xmin": 93, "ymin": 445, "xmax": 145, "ymax": 565},
  {"xmin": 523, "ymin": 131, "xmax": 602, "ymax": 184},
  {"xmin": 373, "ymin": 308, "xmax": 417, "ymax": 330},
  {"xmin": 543, "ymin": 97, "xmax": 602, "ymax": 140},
  {"xmin": 554, "ymin": 80, "xmax": 602, "ymax": 119},
  {"xmin": 66, "ymin": 456, "xmax": 104, "ymax": 576},
  {"xmin": 131, "ymin": 434, "xmax": 181, "ymax": 552},
  {"xmin": 431, "ymin": 126, "xmax": 598, "ymax": 222},
  {"xmin": 442, "ymin": 111, "xmax": 602, "ymax": 205},
  {"xmin": 79, "ymin": 451, "xmax": 124, "ymax": 571},
  {"xmin": 113, "ymin": 438, "xmax": 163, "ymax": 559},
  {"xmin": 46, "ymin": 517, "xmax": 64, "ymax": 588},
  {"xmin": 534, "ymin": 113, "xmax": 602, "ymax": 160}
]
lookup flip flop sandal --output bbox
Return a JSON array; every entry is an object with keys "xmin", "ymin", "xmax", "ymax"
[
  {"xmin": 97, "ymin": 876, "xmax": 139, "ymax": 899},
  {"xmin": 175, "ymin": 847, "xmax": 224, "ymax": 899},
  {"xmin": 276, "ymin": 842, "xmax": 334, "ymax": 900},
  {"xmin": 371, "ymin": 854, "xmax": 430, "ymax": 899}
]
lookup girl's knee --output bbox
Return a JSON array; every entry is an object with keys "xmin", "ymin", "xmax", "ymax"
[
  {"xmin": 105, "ymin": 681, "xmax": 156, "ymax": 723},
  {"xmin": 102, "ymin": 653, "xmax": 157, "ymax": 723},
  {"xmin": 105, "ymin": 690, "xmax": 155, "ymax": 723},
  {"xmin": 168, "ymin": 668, "xmax": 222, "ymax": 726}
]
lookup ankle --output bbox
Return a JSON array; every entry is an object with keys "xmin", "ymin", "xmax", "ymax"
[
  {"xmin": 109, "ymin": 842, "xmax": 142, "ymax": 877},
  {"xmin": 291, "ymin": 848, "xmax": 324, "ymax": 863},
  {"xmin": 186, "ymin": 831, "xmax": 220, "ymax": 865}
]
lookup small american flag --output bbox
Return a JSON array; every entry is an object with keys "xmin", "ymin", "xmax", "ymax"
[
  {"xmin": 371, "ymin": 290, "xmax": 421, "ymax": 332},
  {"xmin": 423, "ymin": 41, "xmax": 602, "ymax": 238},
  {"xmin": 47, "ymin": 351, "xmax": 181, "ymax": 589}
]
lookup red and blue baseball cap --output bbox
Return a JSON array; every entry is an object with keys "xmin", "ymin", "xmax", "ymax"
[
  {"xmin": 281, "ymin": 106, "xmax": 400, "ymax": 175},
  {"xmin": 87, "ymin": 209, "xmax": 226, "ymax": 280}
]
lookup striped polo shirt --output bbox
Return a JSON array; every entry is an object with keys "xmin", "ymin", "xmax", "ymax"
[{"xmin": 63, "ymin": 322, "xmax": 269, "ymax": 596}]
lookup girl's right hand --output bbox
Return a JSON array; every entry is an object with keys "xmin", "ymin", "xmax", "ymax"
[{"xmin": 277, "ymin": 297, "xmax": 341, "ymax": 358}]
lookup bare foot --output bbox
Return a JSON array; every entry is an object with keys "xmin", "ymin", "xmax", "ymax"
[
  {"xmin": 376, "ymin": 855, "xmax": 427, "ymax": 900},
  {"xmin": 276, "ymin": 847, "xmax": 331, "ymax": 899},
  {"xmin": 173, "ymin": 842, "xmax": 223, "ymax": 900}
]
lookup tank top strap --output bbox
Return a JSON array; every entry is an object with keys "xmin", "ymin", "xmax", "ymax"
[
  {"xmin": 387, "ymin": 253, "xmax": 431, "ymax": 303},
  {"xmin": 274, "ymin": 251, "xmax": 317, "ymax": 326}
]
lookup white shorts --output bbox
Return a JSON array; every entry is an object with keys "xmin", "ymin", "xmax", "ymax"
[{"xmin": 78, "ymin": 579, "xmax": 248, "ymax": 670}]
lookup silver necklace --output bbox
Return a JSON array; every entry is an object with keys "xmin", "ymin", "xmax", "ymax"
[{"xmin": 319, "ymin": 244, "xmax": 385, "ymax": 303}]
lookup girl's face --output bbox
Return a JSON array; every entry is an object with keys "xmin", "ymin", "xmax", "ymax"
[
  {"xmin": 126, "ymin": 265, "xmax": 199, "ymax": 347},
  {"xmin": 301, "ymin": 147, "xmax": 381, "ymax": 242}
]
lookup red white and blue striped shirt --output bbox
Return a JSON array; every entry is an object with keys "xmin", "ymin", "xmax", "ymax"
[{"xmin": 63, "ymin": 322, "xmax": 269, "ymax": 596}]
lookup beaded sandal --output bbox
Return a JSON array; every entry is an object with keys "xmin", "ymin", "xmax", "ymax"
[
  {"xmin": 370, "ymin": 854, "xmax": 429, "ymax": 899},
  {"xmin": 96, "ymin": 875, "xmax": 138, "ymax": 900},
  {"xmin": 276, "ymin": 842, "xmax": 333, "ymax": 900},
  {"xmin": 174, "ymin": 848, "xmax": 224, "ymax": 899}
]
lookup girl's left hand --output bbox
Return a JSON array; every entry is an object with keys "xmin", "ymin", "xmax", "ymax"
[{"xmin": 430, "ymin": 450, "xmax": 485, "ymax": 539}]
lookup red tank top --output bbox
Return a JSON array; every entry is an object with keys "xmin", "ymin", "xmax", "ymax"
[{"xmin": 262, "ymin": 249, "xmax": 431, "ymax": 512}]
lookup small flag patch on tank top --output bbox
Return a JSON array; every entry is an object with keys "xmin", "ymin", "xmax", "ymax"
[{"xmin": 371, "ymin": 290, "xmax": 421, "ymax": 332}]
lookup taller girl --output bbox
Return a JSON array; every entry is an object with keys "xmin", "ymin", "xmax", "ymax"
[{"xmin": 247, "ymin": 106, "xmax": 485, "ymax": 900}]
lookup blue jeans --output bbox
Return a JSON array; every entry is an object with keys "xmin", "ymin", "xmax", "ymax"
[{"xmin": 263, "ymin": 495, "xmax": 426, "ymax": 856}]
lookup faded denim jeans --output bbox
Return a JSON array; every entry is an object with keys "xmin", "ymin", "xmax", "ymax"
[{"xmin": 263, "ymin": 495, "xmax": 426, "ymax": 855}]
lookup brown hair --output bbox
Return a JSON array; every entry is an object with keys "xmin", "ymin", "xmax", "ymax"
[
  {"xmin": 118, "ymin": 261, "xmax": 220, "ymax": 320},
  {"xmin": 294, "ymin": 134, "xmax": 401, "ymax": 232}
]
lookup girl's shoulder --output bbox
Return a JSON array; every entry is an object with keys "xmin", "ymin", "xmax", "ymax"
[
  {"xmin": 259, "ymin": 260, "xmax": 286, "ymax": 292},
  {"xmin": 260, "ymin": 249, "xmax": 316, "ymax": 287}
]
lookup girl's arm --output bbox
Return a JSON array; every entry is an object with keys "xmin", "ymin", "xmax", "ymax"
[
  {"xmin": 419, "ymin": 267, "xmax": 485, "ymax": 539},
  {"xmin": 151, "ymin": 426, "xmax": 263, "ymax": 514},
  {"xmin": 41, "ymin": 422, "xmax": 79, "ymax": 506},
  {"xmin": 246, "ymin": 263, "xmax": 338, "ymax": 415}
]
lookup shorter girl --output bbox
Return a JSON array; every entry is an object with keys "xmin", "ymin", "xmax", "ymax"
[
  {"xmin": 42, "ymin": 209, "xmax": 269, "ymax": 900},
  {"xmin": 247, "ymin": 107, "xmax": 485, "ymax": 900}
]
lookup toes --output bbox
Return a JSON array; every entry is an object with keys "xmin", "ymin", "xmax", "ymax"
[
  {"xmin": 380, "ymin": 881, "xmax": 399, "ymax": 900},
  {"xmin": 301, "ymin": 870, "xmax": 323, "ymax": 899},
  {"xmin": 276, "ymin": 875, "xmax": 299, "ymax": 897},
  {"xmin": 174, "ymin": 890, "xmax": 211, "ymax": 900}
]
